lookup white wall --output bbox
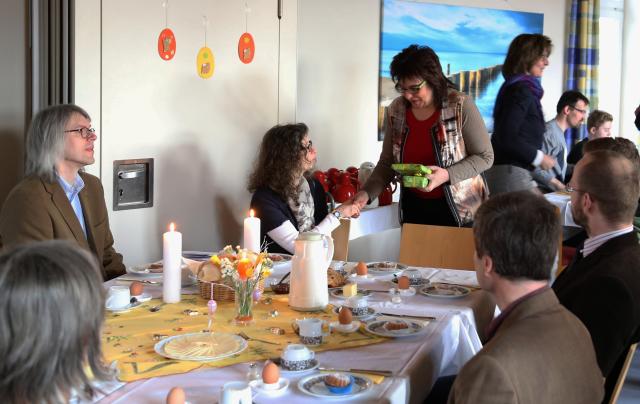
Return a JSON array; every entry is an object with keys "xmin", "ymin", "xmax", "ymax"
[
  {"xmin": 621, "ymin": 0, "xmax": 640, "ymax": 142},
  {"xmin": 296, "ymin": 0, "xmax": 567, "ymax": 174},
  {"xmin": 75, "ymin": 0, "xmax": 297, "ymax": 266}
]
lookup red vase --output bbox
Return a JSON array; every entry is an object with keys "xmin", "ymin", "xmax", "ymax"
[
  {"xmin": 378, "ymin": 181, "xmax": 397, "ymax": 206},
  {"xmin": 332, "ymin": 177, "xmax": 356, "ymax": 203}
]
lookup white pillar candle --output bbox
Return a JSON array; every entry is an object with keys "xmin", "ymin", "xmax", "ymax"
[
  {"xmin": 243, "ymin": 209, "xmax": 261, "ymax": 253},
  {"xmin": 163, "ymin": 222, "xmax": 182, "ymax": 303}
]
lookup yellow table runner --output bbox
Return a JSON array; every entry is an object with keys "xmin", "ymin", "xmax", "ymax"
[{"xmin": 102, "ymin": 294, "xmax": 387, "ymax": 382}]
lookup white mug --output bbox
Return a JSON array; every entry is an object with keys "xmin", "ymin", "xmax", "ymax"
[
  {"xmin": 105, "ymin": 285, "xmax": 130, "ymax": 309},
  {"xmin": 282, "ymin": 344, "xmax": 314, "ymax": 362},
  {"xmin": 219, "ymin": 381, "xmax": 252, "ymax": 404},
  {"xmin": 297, "ymin": 318, "xmax": 328, "ymax": 338}
]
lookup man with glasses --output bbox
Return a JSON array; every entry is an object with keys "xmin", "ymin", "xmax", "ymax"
[
  {"xmin": 532, "ymin": 90, "xmax": 589, "ymax": 192},
  {"xmin": 0, "ymin": 104, "xmax": 125, "ymax": 280},
  {"xmin": 553, "ymin": 149, "xmax": 640, "ymax": 402}
]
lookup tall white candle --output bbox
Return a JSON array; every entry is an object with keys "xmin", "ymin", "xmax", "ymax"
[
  {"xmin": 163, "ymin": 222, "xmax": 182, "ymax": 303},
  {"xmin": 243, "ymin": 209, "xmax": 261, "ymax": 253}
]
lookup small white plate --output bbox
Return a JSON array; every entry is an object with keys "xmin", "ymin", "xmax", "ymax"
[
  {"xmin": 154, "ymin": 332, "xmax": 248, "ymax": 362},
  {"xmin": 329, "ymin": 321, "xmax": 361, "ymax": 333},
  {"xmin": 329, "ymin": 289, "xmax": 372, "ymax": 299},
  {"xmin": 365, "ymin": 319, "xmax": 426, "ymax": 338},
  {"xmin": 397, "ymin": 287, "xmax": 416, "ymax": 297},
  {"xmin": 249, "ymin": 378, "xmax": 289, "ymax": 395},
  {"xmin": 279, "ymin": 358, "xmax": 319, "ymax": 375},
  {"xmin": 106, "ymin": 300, "xmax": 142, "ymax": 313},
  {"xmin": 366, "ymin": 261, "xmax": 407, "ymax": 275},
  {"xmin": 298, "ymin": 373, "xmax": 372, "ymax": 399},
  {"xmin": 132, "ymin": 293, "xmax": 152, "ymax": 302},
  {"xmin": 420, "ymin": 283, "xmax": 470, "ymax": 298}
]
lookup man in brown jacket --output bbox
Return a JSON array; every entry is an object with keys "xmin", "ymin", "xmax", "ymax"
[
  {"xmin": 0, "ymin": 104, "xmax": 125, "ymax": 280},
  {"xmin": 448, "ymin": 191, "xmax": 603, "ymax": 404}
]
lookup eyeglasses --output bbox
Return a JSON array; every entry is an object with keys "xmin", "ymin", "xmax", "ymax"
[
  {"xmin": 301, "ymin": 140, "xmax": 313, "ymax": 152},
  {"xmin": 566, "ymin": 184, "xmax": 586, "ymax": 194},
  {"xmin": 569, "ymin": 105, "xmax": 587, "ymax": 114},
  {"xmin": 395, "ymin": 80, "xmax": 426, "ymax": 95},
  {"xmin": 64, "ymin": 127, "xmax": 96, "ymax": 139}
]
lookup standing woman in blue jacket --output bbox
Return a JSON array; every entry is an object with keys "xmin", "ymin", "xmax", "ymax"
[{"xmin": 485, "ymin": 33, "xmax": 557, "ymax": 195}]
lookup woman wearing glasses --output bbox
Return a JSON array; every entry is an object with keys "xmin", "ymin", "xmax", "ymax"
[
  {"xmin": 353, "ymin": 44, "xmax": 493, "ymax": 226},
  {"xmin": 248, "ymin": 123, "xmax": 360, "ymax": 254},
  {"xmin": 485, "ymin": 33, "xmax": 556, "ymax": 194}
]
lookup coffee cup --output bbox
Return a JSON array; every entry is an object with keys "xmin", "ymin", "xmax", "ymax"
[
  {"xmin": 219, "ymin": 381, "xmax": 252, "ymax": 404},
  {"xmin": 105, "ymin": 285, "xmax": 130, "ymax": 309},
  {"xmin": 280, "ymin": 344, "xmax": 315, "ymax": 371},
  {"xmin": 296, "ymin": 318, "xmax": 329, "ymax": 345},
  {"xmin": 345, "ymin": 296, "xmax": 369, "ymax": 316}
]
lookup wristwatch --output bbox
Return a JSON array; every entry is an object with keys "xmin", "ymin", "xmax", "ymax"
[{"xmin": 332, "ymin": 209, "xmax": 342, "ymax": 219}]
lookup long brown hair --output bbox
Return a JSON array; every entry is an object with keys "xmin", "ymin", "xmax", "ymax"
[
  {"xmin": 248, "ymin": 123, "xmax": 310, "ymax": 203},
  {"xmin": 502, "ymin": 33, "xmax": 552, "ymax": 78},
  {"xmin": 389, "ymin": 44, "xmax": 454, "ymax": 107}
]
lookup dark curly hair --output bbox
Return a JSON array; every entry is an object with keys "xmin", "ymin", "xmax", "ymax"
[
  {"xmin": 248, "ymin": 123, "xmax": 310, "ymax": 203},
  {"xmin": 390, "ymin": 44, "xmax": 454, "ymax": 108},
  {"xmin": 502, "ymin": 33, "xmax": 552, "ymax": 79}
]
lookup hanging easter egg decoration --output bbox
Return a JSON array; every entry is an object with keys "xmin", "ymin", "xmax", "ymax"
[
  {"xmin": 238, "ymin": 32, "xmax": 255, "ymax": 64},
  {"xmin": 158, "ymin": 28, "xmax": 176, "ymax": 60},
  {"xmin": 197, "ymin": 46, "xmax": 214, "ymax": 78},
  {"xmin": 157, "ymin": 1, "xmax": 176, "ymax": 61}
]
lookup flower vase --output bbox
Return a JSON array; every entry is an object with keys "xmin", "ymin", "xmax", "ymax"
[{"xmin": 234, "ymin": 280, "xmax": 254, "ymax": 326}]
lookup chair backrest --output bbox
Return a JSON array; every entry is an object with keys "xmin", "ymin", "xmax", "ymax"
[
  {"xmin": 331, "ymin": 218, "xmax": 351, "ymax": 261},
  {"xmin": 399, "ymin": 223, "xmax": 475, "ymax": 270},
  {"xmin": 609, "ymin": 342, "xmax": 638, "ymax": 404}
]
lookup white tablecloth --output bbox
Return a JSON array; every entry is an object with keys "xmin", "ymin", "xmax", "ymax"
[
  {"xmin": 97, "ymin": 268, "xmax": 495, "ymax": 404},
  {"xmin": 544, "ymin": 192, "xmax": 579, "ymax": 228}
]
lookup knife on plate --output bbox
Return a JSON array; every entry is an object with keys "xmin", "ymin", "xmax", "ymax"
[
  {"xmin": 376, "ymin": 313, "xmax": 436, "ymax": 321},
  {"xmin": 318, "ymin": 367, "xmax": 394, "ymax": 376}
]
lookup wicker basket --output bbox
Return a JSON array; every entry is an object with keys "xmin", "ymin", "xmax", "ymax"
[{"xmin": 198, "ymin": 279, "xmax": 265, "ymax": 302}]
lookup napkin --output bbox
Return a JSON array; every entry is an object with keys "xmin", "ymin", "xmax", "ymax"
[{"xmin": 429, "ymin": 270, "xmax": 479, "ymax": 288}]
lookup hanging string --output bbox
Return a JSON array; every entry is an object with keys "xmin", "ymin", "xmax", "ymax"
[
  {"xmin": 162, "ymin": 0, "xmax": 169, "ymax": 28},
  {"xmin": 202, "ymin": 15, "xmax": 208, "ymax": 46},
  {"xmin": 244, "ymin": 1, "xmax": 250, "ymax": 33}
]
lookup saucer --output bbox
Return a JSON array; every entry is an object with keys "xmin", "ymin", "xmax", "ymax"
[
  {"xmin": 332, "ymin": 306, "xmax": 376, "ymax": 320},
  {"xmin": 249, "ymin": 378, "xmax": 289, "ymax": 395},
  {"xmin": 132, "ymin": 293, "xmax": 152, "ymax": 302},
  {"xmin": 329, "ymin": 321, "xmax": 361, "ymax": 333},
  {"xmin": 106, "ymin": 300, "xmax": 141, "ymax": 313}
]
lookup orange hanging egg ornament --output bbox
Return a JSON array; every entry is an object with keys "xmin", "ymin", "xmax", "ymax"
[
  {"xmin": 158, "ymin": 28, "xmax": 176, "ymax": 61},
  {"xmin": 237, "ymin": 32, "xmax": 255, "ymax": 64}
]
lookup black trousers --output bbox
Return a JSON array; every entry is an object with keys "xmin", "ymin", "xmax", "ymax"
[{"xmin": 401, "ymin": 190, "xmax": 458, "ymax": 227}]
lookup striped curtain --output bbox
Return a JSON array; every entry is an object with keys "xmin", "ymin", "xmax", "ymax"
[{"xmin": 564, "ymin": 0, "xmax": 599, "ymax": 149}]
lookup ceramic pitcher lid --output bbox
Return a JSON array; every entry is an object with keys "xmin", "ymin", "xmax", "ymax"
[{"xmin": 296, "ymin": 232, "xmax": 323, "ymax": 241}]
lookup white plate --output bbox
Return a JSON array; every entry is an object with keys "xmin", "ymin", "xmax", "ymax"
[
  {"xmin": 365, "ymin": 319, "xmax": 425, "ymax": 338},
  {"xmin": 127, "ymin": 261, "xmax": 189, "ymax": 277},
  {"xmin": 279, "ymin": 358, "xmax": 319, "ymax": 375},
  {"xmin": 106, "ymin": 300, "xmax": 142, "ymax": 313},
  {"xmin": 298, "ymin": 374, "xmax": 372, "ymax": 399},
  {"xmin": 332, "ymin": 306, "xmax": 376, "ymax": 321},
  {"xmin": 132, "ymin": 293, "xmax": 152, "ymax": 302},
  {"xmin": 249, "ymin": 378, "xmax": 289, "ymax": 395},
  {"xmin": 329, "ymin": 289, "xmax": 372, "ymax": 299},
  {"xmin": 154, "ymin": 332, "xmax": 247, "ymax": 362},
  {"xmin": 366, "ymin": 261, "xmax": 407, "ymax": 275},
  {"xmin": 419, "ymin": 283, "xmax": 470, "ymax": 298},
  {"xmin": 329, "ymin": 321, "xmax": 361, "ymax": 333},
  {"xmin": 268, "ymin": 253, "xmax": 292, "ymax": 264},
  {"xmin": 183, "ymin": 251, "xmax": 214, "ymax": 261}
]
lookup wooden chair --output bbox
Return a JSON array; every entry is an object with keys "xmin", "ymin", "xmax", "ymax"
[
  {"xmin": 609, "ymin": 343, "xmax": 638, "ymax": 404},
  {"xmin": 398, "ymin": 223, "xmax": 475, "ymax": 270},
  {"xmin": 331, "ymin": 218, "xmax": 351, "ymax": 261}
]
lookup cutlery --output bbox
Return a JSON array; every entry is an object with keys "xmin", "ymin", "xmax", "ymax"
[
  {"xmin": 117, "ymin": 277, "xmax": 161, "ymax": 284},
  {"xmin": 237, "ymin": 331, "xmax": 280, "ymax": 346},
  {"xmin": 376, "ymin": 313, "xmax": 437, "ymax": 321},
  {"xmin": 318, "ymin": 367, "xmax": 394, "ymax": 376},
  {"xmin": 431, "ymin": 282, "xmax": 481, "ymax": 291}
]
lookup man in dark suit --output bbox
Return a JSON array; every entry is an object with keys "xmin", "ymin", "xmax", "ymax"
[
  {"xmin": 448, "ymin": 191, "xmax": 603, "ymax": 404},
  {"xmin": 553, "ymin": 149, "xmax": 640, "ymax": 402},
  {"xmin": 0, "ymin": 104, "xmax": 125, "ymax": 280}
]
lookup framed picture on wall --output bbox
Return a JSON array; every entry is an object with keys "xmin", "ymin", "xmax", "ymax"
[{"xmin": 379, "ymin": 0, "xmax": 544, "ymax": 140}]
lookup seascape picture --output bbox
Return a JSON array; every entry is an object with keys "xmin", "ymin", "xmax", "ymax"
[{"xmin": 379, "ymin": 0, "xmax": 544, "ymax": 138}]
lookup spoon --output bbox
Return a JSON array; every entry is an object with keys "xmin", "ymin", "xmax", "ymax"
[{"xmin": 277, "ymin": 272, "xmax": 290, "ymax": 285}]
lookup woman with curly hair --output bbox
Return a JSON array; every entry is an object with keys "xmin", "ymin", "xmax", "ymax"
[
  {"xmin": 248, "ymin": 123, "xmax": 360, "ymax": 254},
  {"xmin": 352, "ymin": 44, "xmax": 493, "ymax": 226},
  {"xmin": 485, "ymin": 33, "xmax": 556, "ymax": 194}
]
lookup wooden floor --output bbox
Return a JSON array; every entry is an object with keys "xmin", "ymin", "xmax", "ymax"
[{"xmin": 619, "ymin": 348, "xmax": 640, "ymax": 403}]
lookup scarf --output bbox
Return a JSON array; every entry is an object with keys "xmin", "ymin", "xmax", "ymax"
[
  {"xmin": 287, "ymin": 177, "xmax": 315, "ymax": 232},
  {"xmin": 497, "ymin": 74, "xmax": 544, "ymax": 117}
]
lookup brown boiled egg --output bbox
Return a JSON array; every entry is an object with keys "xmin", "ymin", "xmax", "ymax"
[
  {"xmin": 338, "ymin": 306, "xmax": 353, "ymax": 325},
  {"xmin": 356, "ymin": 261, "xmax": 368, "ymax": 276},
  {"xmin": 166, "ymin": 387, "xmax": 186, "ymax": 404},
  {"xmin": 262, "ymin": 361, "xmax": 280, "ymax": 384},
  {"xmin": 398, "ymin": 276, "xmax": 410, "ymax": 290},
  {"xmin": 130, "ymin": 281, "xmax": 144, "ymax": 296}
]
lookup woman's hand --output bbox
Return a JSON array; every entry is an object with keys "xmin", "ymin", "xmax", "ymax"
[
  {"xmin": 421, "ymin": 166, "xmax": 449, "ymax": 192},
  {"xmin": 336, "ymin": 201, "xmax": 360, "ymax": 218}
]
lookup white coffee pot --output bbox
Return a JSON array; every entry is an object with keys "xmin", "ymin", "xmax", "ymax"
[{"xmin": 289, "ymin": 232, "xmax": 334, "ymax": 311}]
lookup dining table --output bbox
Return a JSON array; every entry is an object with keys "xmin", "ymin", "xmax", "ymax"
[{"xmin": 94, "ymin": 260, "xmax": 495, "ymax": 404}]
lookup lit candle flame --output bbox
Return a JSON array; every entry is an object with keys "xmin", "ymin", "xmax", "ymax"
[
  {"xmin": 169, "ymin": 222, "xmax": 175, "ymax": 232},
  {"xmin": 249, "ymin": 209, "xmax": 255, "ymax": 218}
]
